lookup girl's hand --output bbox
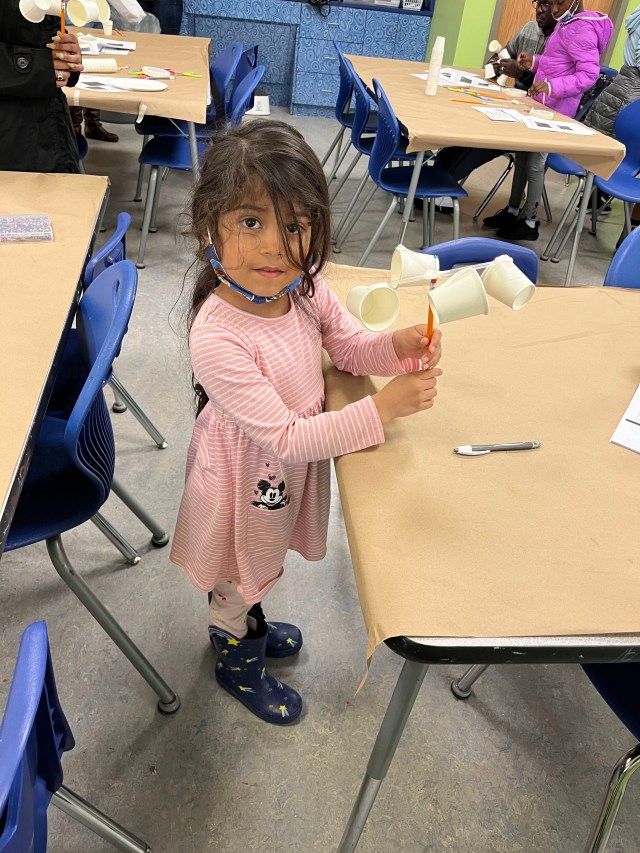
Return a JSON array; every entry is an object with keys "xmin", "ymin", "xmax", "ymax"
[
  {"xmin": 392, "ymin": 325, "xmax": 442, "ymax": 368},
  {"xmin": 517, "ymin": 51, "xmax": 533, "ymax": 68},
  {"xmin": 50, "ymin": 32, "xmax": 83, "ymax": 87},
  {"xmin": 373, "ymin": 368, "xmax": 442, "ymax": 425},
  {"xmin": 529, "ymin": 80, "xmax": 551, "ymax": 97}
]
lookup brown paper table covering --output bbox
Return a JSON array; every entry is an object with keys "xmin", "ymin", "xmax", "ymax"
[
  {"xmin": 323, "ymin": 263, "xmax": 640, "ymax": 661},
  {"xmin": 0, "ymin": 171, "xmax": 109, "ymax": 526},
  {"xmin": 347, "ymin": 55, "xmax": 625, "ymax": 180},
  {"xmin": 65, "ymin": 30, "xmax": 210, "ymax": 123}
]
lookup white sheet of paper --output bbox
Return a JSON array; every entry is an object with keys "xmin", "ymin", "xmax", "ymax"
[
  {"xmin": 611, "ymin": 384, "xmax": 640, "ymax": 454},
  {"xmin": 521, "ymin": 116, "xmax": 596, "ymax": 135},
  {"xmin": 411, "ymin": 69, "xmax": 502, "ymax": 91},
  {"xmin": 474, "ymin": 106, "xmax": 525, "ymax": 123}
]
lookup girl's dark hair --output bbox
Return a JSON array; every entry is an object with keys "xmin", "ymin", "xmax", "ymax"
[{"xmin": 186, "ymin": 118, "xmax": 332, "ymax": 415}]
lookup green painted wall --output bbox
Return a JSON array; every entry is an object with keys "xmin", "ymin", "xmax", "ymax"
[
  {"xmin": 426, "ymin": 0, "xmax": 498, "ymax": 66},
  {"xmin": 609, "ymin": 0, "xmax": 637, "ymax": 69}
]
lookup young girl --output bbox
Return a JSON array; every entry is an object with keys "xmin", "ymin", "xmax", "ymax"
[
  {"xmin": 170, "ymin": 119, "xmax": 443, "ymax": 726},
  {"xmin": 484, "ymin": 0, "xmax": 613, "ymax": 242}
]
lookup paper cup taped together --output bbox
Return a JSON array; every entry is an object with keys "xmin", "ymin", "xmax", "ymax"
[{"xmin": 481, "ymin": 255, "xmax": 536, "ymax": 310}]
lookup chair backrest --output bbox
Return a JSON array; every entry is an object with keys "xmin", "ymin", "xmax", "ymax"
[
  {"xmin": 368, "ymin": 79, "xmax": 402, "ymax": 184},
  {"xmin": 422, "ymin": 237, "xmax": 539, "ymax": 283},
  {"xmin": 83, "ymin": 212, "xmax": 131, "ymax": 288},
  {"xmin": 229, "ymin": 44, "xmax": 258, "ymax": 112},
  {"xmin": 0, "ymin": 621, "xmax": 74, "ymax": 853},
  {"xmin": 612, "ymin": 98, "xmax": 640, "ymax": 173},
  {"xmin": 604, "ymin": 225, "xmax": 640, "ymax": 288},
  {"xmin": 348, "ymin": 59, "xmax": 376, "ymax": 154},
  {"xmin": 333, "ymin": 41, "xmax": 355, "ymax": 126},
  {"xmin": 210, "ymin": 41, "xmax": 243, "ymax": 120},
  {"xmin": 229, "ymin": 65, "xmax": 266, "ymax": 125},
  {"xmin": 65, "ymin": 261, "xmax": 137, "ymax": 487},
  {"xmin": 582, "ymin": 663, "xmax": 640, "ymax": 741}
]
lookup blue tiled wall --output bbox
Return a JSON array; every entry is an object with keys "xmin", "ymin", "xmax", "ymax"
[{"xmin": 182, "ymin": 0, "xmax": 433, "ymax": 114}]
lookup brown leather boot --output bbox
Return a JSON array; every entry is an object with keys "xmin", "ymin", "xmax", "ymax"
[
  {"xmin": 69, "ymin": 106, "xmax": 84, "ymax": 135},
  {"xmin": 83, "ymin": 109, "xmax": 119, "ymax": 143}
]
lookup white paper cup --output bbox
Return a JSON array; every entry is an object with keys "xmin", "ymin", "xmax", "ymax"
[
  {"xmin": 488, "ymin": 40, "xmax": 502, "ymax": 53},
  {"xmin": 497, "ymin": 74, "xmax": 510, "ymax": 88},
  {"xmin": 82, "ymin": 57, "xmax": 117, "ymax": 72},
  {"xmin": 484, "ymin": 63, "xmax": 496, "ymax": 80},
  {"xmin": 390, "ymin": 244, "xmax": 439, "ymax": 281},
  {"xmin": 498, "ymin": 48, "xmax": 510, "ymax": 60},
  {"xmin": 481, "ymin": 255, "xmax": 536, "ymax": 310},
  {"xmin": 102, "ymin": 19, "xmax": 113, "ymax": 35},
  {"xmin": 19, "ymin": 0, "xmax": 50, "ymax": 24},
  {"xmin": 67, "ymin": 0, "xmax": 95, "ymax": 24},
  {"xmin": 346, "ymin": 284, "xmax": 400, "ymax": 331},
  {"xmin": 427, "ymin": 268, "xmax": 489, "ymax": 325}
]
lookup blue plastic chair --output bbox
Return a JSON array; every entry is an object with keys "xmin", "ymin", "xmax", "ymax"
[
  {"xmin": 136, "ymin": 65, "xmax": 266, "ymax": 268},
  {"xmin": 333, "ymin": 57, "xmax": 414, "ymax": 250},
  {"xmin": 4, "ymin": 261, "xmax": 180, "ymax": 715},
  {"xmin": 229, "ymin": 44, "xmax": 258, "ymax": 113},
  {"xmin": 322, "ymin": 42, "xmax": 378, "ymax": 180},
  {"xmin": 75, "ymin": 132, "xmax": 88, "ymax": 174},
  {"xmin": 593, "ymin": 99, "xmax": 640, "ymax": 239},
  {"xmin": 604, "ymin": 224, "xmax": 640, "ymax": 288},
  {"xmin": 85, "ymin": 213, "xmax": 167, "ymax": 450},
  {"xmin": 0, "ymin": 621, "xmax": 152, "ymax": 852},
  {"xmin": 356, "ymin": 79, "xmax": 467, "ymax": 266},
  {"xmin": 420, "ymin": 237, "xmax": 538, "ymax": 282}
]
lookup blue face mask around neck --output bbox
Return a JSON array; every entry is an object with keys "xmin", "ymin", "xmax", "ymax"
[
  {"xmin": 553, "ymin": 0, "xmax": 579, "ymax": 22},
  {"xmin": 205, "ymin": 243, "xmax": 302, "ymax": 305}
]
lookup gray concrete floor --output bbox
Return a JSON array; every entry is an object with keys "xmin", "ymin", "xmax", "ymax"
[{"xmin": 1, "ymin": 110, "xmax": 637, "ymax": 853}]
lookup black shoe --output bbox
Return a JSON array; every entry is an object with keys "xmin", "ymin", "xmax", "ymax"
[
  {"xmin": 483, "ymin": 208, "xmax": 518, "ymax": 230},
  {"xmin": 497, "ymin": 219, "xmax": 539, "ymax": 242}
]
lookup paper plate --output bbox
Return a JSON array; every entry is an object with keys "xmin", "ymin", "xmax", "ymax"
[
  {"xmin": 503, "ymin": 88, "xmax": 527, "ymax": 98},
  {"xmin": 79, "ymin": 75, "xmax": 168, "ymax": 92}
]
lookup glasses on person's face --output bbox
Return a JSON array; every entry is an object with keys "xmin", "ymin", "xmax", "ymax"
[{"xmin": 532, "ymin": 0, "xmax": 552, "ymax": 10}]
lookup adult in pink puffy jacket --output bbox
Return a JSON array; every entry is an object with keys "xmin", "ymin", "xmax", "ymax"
[{"xmin": 483, "ymin": 0, "xmax": 613, "ymax": 244}]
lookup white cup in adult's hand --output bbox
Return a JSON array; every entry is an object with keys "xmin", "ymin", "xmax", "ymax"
[
  {"xmin": 484, "ymin": 63, "xmax": 496, "ymax": 80},
  {"xmin": 481, "ymin": 255, "xmax": 536, "ymax": 309},
  {"xmin": 67, "ymin": 0, "xmax": 110, "ymax": 25},
  {"xmin": 427, "ymin": 268, "xmax": 489, "ymax": 325},
  {"xmin": 102, "ymin": 19, "xmax": 113, "ymax": 34},
  {"xmin": 19, "ymin": 0, "xmax": 50, "ymax": 24},
  {"xmin": 390, "ymin": 244, "xmax": 439, "ymax": 281},
  {"xmin": 346, "ymin": 283, "xmax": 400, "ymax": 331}
]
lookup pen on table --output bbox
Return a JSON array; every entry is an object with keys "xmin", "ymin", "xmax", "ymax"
[{"xmin": 453, "ymin": 442, "xmax": 541, "ymax": 456}]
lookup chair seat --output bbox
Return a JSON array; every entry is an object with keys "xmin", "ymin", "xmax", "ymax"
[
  {"xmin": 378, "ymin": 164, "xmax": 468, "ymax": 199},
  {"xmin": 342, "ymin": 111, "xmax": 378, "ymax": 134},
  {"xmin": 546, "ymin": 153, "xmax": 585, "ymax": 177},
  {"xmin": 595, "ymin": 171, "xmax": 640, "ymax": 203},
  {"xmin": 139, "ymin": 136, "xmax": 210, "ymax": 170}
]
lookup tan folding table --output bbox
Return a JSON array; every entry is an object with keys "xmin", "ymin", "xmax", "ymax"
[
  {"xmin": 0, "ymin": 171, "xmax": 109, "ymax": 551},
  {"xmin": 323, "ymin": 263, "xmax": 640, "ymax": 851},
  {"xmin": 66, "ymin": 29, "xmax": 210, "ymax": 179},
  {"xmin": 347, "ymin": 55, "xmax": 626, "ymax": 287}
]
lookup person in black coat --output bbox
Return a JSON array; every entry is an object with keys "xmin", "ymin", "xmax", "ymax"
[{"xmin": 0, "ymin": 1, "xmax": 84, "ymax": 173}]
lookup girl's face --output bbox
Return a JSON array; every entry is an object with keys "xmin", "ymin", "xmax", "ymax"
[
  {"xmin": 214, "ymin": 188, "xmax": 312, "ymax": 301},
  {"xmin": 551, "ymin": 0, "xmax": 579, "ymax": 19}
]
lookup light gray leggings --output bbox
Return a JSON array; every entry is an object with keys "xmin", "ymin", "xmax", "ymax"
[{"xmin": 509, "ymin": 151, "xmax": 548, "ymax": 221}]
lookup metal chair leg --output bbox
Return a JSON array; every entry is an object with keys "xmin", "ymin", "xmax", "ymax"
[
  {"xmin": 334, "ymin": 184, "xmax": 378, "ymax": 254},
  {"xmin": 357, "ymin": 196, "xmax": 398, "ymax": 267},
  {"xmin": 623, "ymin": 200, "xmax": 632, "ymax": 239},
  {"xmin": 453, "ymin": 198, "xmax": 460, "ymax": 240},
  {"xmin": 542, "ymin": 185, "xmax": 553, "ymax": 223},
  {"xmin": 422, "ymin": 198, "xmax": 429, "ymax": 248},
  {"xmin": 583, "ymin": 743, "xmax": 640, "ymax": 853},
  {"xmin": 541, "ymin": 178, "xmax": 584, "ymax": 262},
  {"xmin": 136, "ymin": 166, "xmax": 159, "ymax": 269},
  {"xmin": 322, "ymin": 125, "xmax": 346, "ymax": 168},
  {"xmin": 46, "ymin": 536, "xmax": 180, "ymax": 714},
  {"xmin": 327, "ymin": 138, "xmax": 353, "ymax": 185},
  {"xmin": 473, "ymin": 154, "xmax": 514, "ymax": 221},
  {"xmin": 148, "ymin": 173, "xmax": 163, "ymax": 234},
  {"xmin": 91, "ymin": 512, "xmax": 141, "ymax": 565},
  {"xmin": 333, "ymin": 172, "xmax": 370, "ymax": 244},
  {"xmin": 451, "ymin": 663, "xmax": 490, "ymax": 699},
  {"xmin": 330, "ymin": 151, "xmax": 363, "ymax": 203},
  {"xmin": 133, "ymin": 136, "xmax": 149, "ymax": 202},
  {"xmin": 109, "ymin": 375, "xmax": 168, "ymax": 449},
  {"xmin": 111, "ymin": 476, "xmax": 170, "ymax": 546},
  {"xmin": 110, "ymin": 368, "xmax": 128, "ymax": 413},
  {"xmin": 337, "ymin": 659, "xmax": 429, "ymax": 852},
  {"xmin": 53, "ymin": 785, "xmax": 152, "ymax": 853}
]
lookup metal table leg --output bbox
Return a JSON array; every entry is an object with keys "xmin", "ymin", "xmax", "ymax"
[
  {"xmin": 564, "ymin": 171, "xmax": 594, "ymax": 286},
  {"xmin": 187, "ymin": 121, "xmax": 200, "ymax": 181},
  {"xmin": 398, "ymin": 151, "xmax": 425, "ymax": 246},
  {"xmin": 337, "ymin": 659, "xmax": 429, "ymax": 853}
]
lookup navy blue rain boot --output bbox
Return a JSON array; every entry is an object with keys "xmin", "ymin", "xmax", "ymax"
[
  {"xmin": 248, "ymin": 602, "xmax": 303, "ymax": 659},
  {"xmin": 209, "ymin": 620, "xmax": 303, "ymax": 725}
]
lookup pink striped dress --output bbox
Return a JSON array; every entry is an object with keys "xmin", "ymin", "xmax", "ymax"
[{"xmin": 170, "ymin": 275, "xmax": 414, "ymax": 603}]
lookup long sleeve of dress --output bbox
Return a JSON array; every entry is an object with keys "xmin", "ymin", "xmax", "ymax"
[
  {"xmin": 191, "ymin": 323, "xmax": 385, "ymax": 465},
  {"xmin": 315, "ymin": 276, "xmax": 418, "ymax": 376}
]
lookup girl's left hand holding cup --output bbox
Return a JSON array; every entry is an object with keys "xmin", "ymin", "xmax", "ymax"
[
  {"xmin": 393, "ymin": 325, "xmax": 442, "ymax": 368},
  {"xmin": 48, "ymin": 32, "xmax": 84, "ymax": 87}
]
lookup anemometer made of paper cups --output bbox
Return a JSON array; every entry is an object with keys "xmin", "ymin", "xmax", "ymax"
[
  {"xmin": 20, "ymin": 0, "xmax": 111, "ymax": 30},
  {"xmin": 346, "ymin": 245, "xmax": 537, "ymax": 333}
]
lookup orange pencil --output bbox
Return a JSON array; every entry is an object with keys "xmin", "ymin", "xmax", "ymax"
[
  {"xmin": 60, "ymin": 0, "xmax": 65, "ymax": 33},
  {"xmin": 450, "ymin": 98, "xmax": 481, "ymax": 104}
]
